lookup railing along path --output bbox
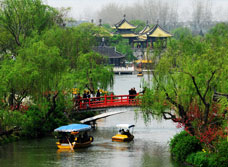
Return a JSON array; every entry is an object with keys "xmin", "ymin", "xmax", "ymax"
[{"xmin": 74, "ymin": 94, "xmax": 141, "ymax": 110}]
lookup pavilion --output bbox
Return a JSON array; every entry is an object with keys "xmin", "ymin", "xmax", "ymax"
[
  {"xmin": 112, "ymin": 15, "xmax": 138, "ymax": 46},
  {"xmin": 112, "ymin": 16, "xmax": 173, "ymax": 49}
]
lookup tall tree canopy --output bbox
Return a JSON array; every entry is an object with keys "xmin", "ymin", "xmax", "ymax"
[
  {"xmin": 141, "ymin": 23, "xmax": 228, "ymax": 137},
  {"xmin": 0, "ymin": 0, "xmax": 114, "ymax": 136},
  {"xmin": 0, "ymin": 0, "xmax": 63, "ymax": 54}
]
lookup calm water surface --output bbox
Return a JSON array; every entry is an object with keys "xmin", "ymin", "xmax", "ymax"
[{"xmin": 0, "ymin": 75, "xmax": 182, "ymax": 167}]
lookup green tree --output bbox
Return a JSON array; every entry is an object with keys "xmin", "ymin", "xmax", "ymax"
[
  {"xmin": 129, "ymin": 20, "xmax": 146, "ymax": 33},
  {"xmin": 140, "ymin": 24, "xmax": 228, "ymax": 136},
  {"xmin": 0, "ymin": 1, "xmax": 114, "ymax": 137},
  {"xmin": 0, "ymin": 40, "xmax": 68, "ymax": 108},
  {"xmin": 0, "ymin": 0, "xmax": 62, "ymax": 54},
  {"xmin": 110, "ymin": 35, "xmax": 135, "ymax": 61},
  {"xmin": 75, "ymin": 51, "xmax": 113, "ymax": 93},
  {"xmin": 171, "ymin": 27, "xmax": 192, "ymax": 40}
]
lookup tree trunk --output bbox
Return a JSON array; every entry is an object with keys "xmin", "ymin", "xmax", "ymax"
[
  {"xmin": 203, "ymin": 103, "xmax": 210, "ymax": 126},
  {"xmin": 42, "ymin": 93, "xmax": 58, "ymax": 123}
]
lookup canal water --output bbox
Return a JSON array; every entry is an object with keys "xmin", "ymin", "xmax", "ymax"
[{"xmin": 0, "ymin": 75, "xmax": 182, "ymax": 167}]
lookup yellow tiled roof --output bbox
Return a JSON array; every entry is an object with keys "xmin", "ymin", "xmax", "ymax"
[
  {"xmin": 121, "ymin": 33, "xmax": 138, "ymax": 37},
  {"xmin": 114, "ymin": 18, "xmax": 137, "ymax": 30},
  {"xmin": 139, "ymin": 25, "xmax": 150, "ymax": 34},
  {"xmin": 148, "ymin": 26, "xmax": 172, "ymax": 37},
  {"xmin": 136, "ymin": 34, "xmax": 147, "ymax": 41},
  {"xmin": 118, "ymin": 21, "xmax": 136, "ymax": 29}
]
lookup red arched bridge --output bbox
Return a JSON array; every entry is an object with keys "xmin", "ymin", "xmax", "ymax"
[{"xmin": 74, "ymin": 94, "xmax": 141, "ymax": 110}]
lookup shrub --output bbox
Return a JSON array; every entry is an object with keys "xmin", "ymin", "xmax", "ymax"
[
  {"xmin": 186, "ymin": 151, "xmax": 226, "ymax": 167},
  {"xmin": 21, "ymin": 104, "xmax": 68, "ymax": 137},
  {"xmin": 185, "ymin": 140, "xmax": 228, "ymax": 167},
  {"xmin": 170, "ymin": 131, "xmax": 202, "ymax": 162},
  {"xmin": 216, "ymin": 140, "xmax": 228, "ymax": 167},
  {"xmin": 186, "ymin": 152, "xmax": 210, "ymax": 167}
]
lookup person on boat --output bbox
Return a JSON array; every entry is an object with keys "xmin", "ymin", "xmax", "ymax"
[
  {"xmin": 125, "ymin": 129, "xmax": 131, "ymax": 137},
  {"xmin": 77, "ymin": 134, "xmax": 82, "ymax": 143},
  {"xmin": 121, "ymin": 129, "xmax": 125, "ymax": 135},
  {"xmin": 59, "ymin": 133, "xmax": 68, "ymax": 143},
  {"xmin": 69, "ymin": 134, "xmax": 75, "ymax": 143},
  {"xmin": 83, "ymin": 131, "xmax": 89, "ymax": 142}
]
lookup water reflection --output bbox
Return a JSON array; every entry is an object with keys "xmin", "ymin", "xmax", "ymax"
[
  {"xmin": 0, "ymin": 109, "xmax": 180, "ymax": 167},
  {"xmin": 0, "ymin": 75, "xmax": 181, "ymax": 167}
]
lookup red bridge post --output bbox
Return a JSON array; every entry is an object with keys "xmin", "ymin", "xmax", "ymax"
[
  {"xmin": 111, "ymin": 93, "xmax": 113, "ymax": 103},
  {"xmin": 104, "ymin": 94, "xmax": 107, "ymax": 105}
]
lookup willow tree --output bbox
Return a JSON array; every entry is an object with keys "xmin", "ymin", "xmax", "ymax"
[
  {"xmin": 0, "ymin": 40, "xmax": 68, "ymax": 107},
  {"xmin": 75, "ymin": 51, "xmax": 113, "ymax": 94},
  {"xmin": 141, "ymin": 24, "xmax": 228, "ymax": 136},
  {"xmin": 0, "ymin": 0, "xmax": 62, "ymax": 54},
  {"xmin": 38, "ymin": 23, "xmax": 113, "ymax": 92}
]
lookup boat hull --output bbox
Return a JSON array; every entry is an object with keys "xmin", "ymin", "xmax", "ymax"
[
  {"xmin": 56, "ymin": 137, "xmax": 93, "ymax": 149},
  {"xmin": 112, "ymin": 134, "xmax": 134, "ymax": 142}
]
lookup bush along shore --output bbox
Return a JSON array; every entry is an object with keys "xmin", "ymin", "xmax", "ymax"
[
  {"xmin": 170, "ymin": 131, "xmax": 228, "ymax": 167},
  {"xmin": 0, "ymin": 107, "xmax": 99, "ymax": 145}
]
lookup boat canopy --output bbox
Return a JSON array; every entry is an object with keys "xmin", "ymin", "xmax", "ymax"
[
  {"xmin": 116, "ymin": 124, "xmax": 135, "ymax": 129},
  {"xmin": 54, "ymin": 124, "xmax": 91, "ymax": 132}
]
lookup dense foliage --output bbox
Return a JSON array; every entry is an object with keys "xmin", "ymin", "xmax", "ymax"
[
  {"xmin": 170, "ymin": 131, "xmax": 202, "ymax": 162},
  {"xmin": 0, "ymin": 0, "xmax": 113, "ymax": 140},
  {"xmin": 186, "ymin": 140, "xmax": 228, "ymax": 167},
  {"xmin": 141, "ymin": 23, "xmax": 228, "ymax": 165},
  {"xmin": 171, "ymin": 132, "xmax": 228, "ymax": 167},
  {"xmin": 109, "ymin": 35, "xmax": 135, "ymax": 61}
]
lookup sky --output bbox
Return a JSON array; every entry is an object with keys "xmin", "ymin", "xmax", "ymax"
[{"xmin": 45, "ymin": 0, "xmax": 228, "ymax": 22}]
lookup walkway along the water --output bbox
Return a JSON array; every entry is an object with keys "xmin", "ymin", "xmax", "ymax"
[{"xmin": 75, "ymin": 94, "xmax": 141, "ymax": 110}]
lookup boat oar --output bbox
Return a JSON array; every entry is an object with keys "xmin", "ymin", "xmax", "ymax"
[{"xmin": 66, "ymin": 137, "xmax": 73, "ymax": 150}]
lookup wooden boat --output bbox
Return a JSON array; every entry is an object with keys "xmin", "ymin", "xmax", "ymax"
[
  {"xmin": 54, "ymin": 124, "xmax": 93, "ymax": 150},
  {"xmin": 112, "ymin": 124, "xmax": 135, "ymax": 142},
  {"xmin": 56, "ymin": 136, "xmax": 93, "ymax": 149}
]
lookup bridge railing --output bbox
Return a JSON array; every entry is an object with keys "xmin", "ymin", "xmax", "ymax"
[{"xmin": 75, "ymin": 94, "xmax": 141, "ymax": 110}]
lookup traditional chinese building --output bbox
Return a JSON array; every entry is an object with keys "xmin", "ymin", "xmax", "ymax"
[
  {"xmin": 134, "ymin": 21, "xmax": 151, "ymax": 48},
  {"xmin": 112, "ymin": 16, "xmax": 172, "ymax": 49},
  {"xmin": 112, "ymin": 15, "xmax": 138, "ymax": 46},
  {"xmin": 146, "ymin": 23, "xmax": 172, "ymax": 48},
  {"xmin": 93, "ymin": 46, "xmax": 125, "ymax": 67},
  {"xmin": 134, "ymin": 22, "xmax": 172, "ymax": 49}
]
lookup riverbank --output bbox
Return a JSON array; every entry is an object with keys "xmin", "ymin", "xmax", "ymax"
[
  {"xmin": 0, "ymin": 108, "xmax": 180, "ymax": 167},
  {"xmin": 0, "ymin": 109, "xmax": 100, "ymax": 145}
]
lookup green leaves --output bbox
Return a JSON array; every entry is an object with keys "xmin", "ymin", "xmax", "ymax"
[
  {"xmin": 0, "ymin": 0, "xmax": 62, "ymax": 54},
  {"xmin": 141, "ymin": 23, "xmax": 228, "ymax": 128},
  {"xmin": 75, "ymin": 51, "xmax": 113, "ymax": 92}
]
